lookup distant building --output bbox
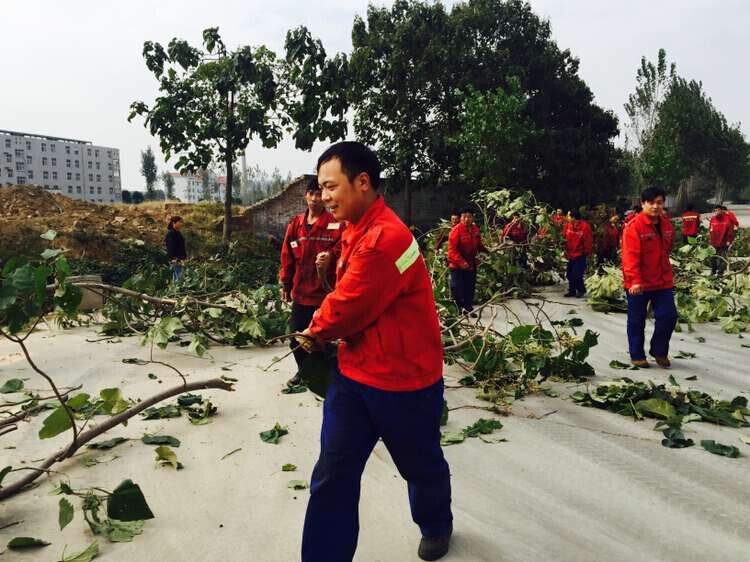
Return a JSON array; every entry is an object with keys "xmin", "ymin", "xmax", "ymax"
[
  {"xmin": 169, "ymin": 170, "xmax": 223, "ymax": 203},
  {"xmin": 0, "ymin": 129, "xmax": 121, "ymax": 203}
]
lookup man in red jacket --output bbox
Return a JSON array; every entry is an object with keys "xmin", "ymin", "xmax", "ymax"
[
  {"xmin": 298, "ymin": 142, "xmax": 452, "ymax": 562},
  {"xmin": 562, "ymin": 210, "xmax": 593, "ymax": 297},
  {"xmin": 502, "ymin": 213, "xmax": 529, "ymax": 268},
  {"xmin": 433, "ymin": 210, "xmax": 460, "ymax": 250},
  {"xmin": 621, "ymin": 187, "xmax": 678, "ymax": 368},
  {"xmin": 597, "ymin": 214, "xmax": 620, "ymax": 266},
  {"xmin": 709, "ymin": 205, "xmax": 732, "ymax": 275},
  {"xmin": 279, "ymin": 177, "xmax": 344, "ymax": 386},
  {"xmin": 679, "ymin": 203, "xmax": 701, "ymax": 245},
  {"xmin": 447, "ymin": 207, "xmax": 486, "ymax": 313}
]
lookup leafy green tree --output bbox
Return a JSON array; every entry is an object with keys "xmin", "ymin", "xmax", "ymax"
[
  {"xmin": 121, "ymin": 190, "xmax": 132, "ymax": 204},
  {"xmin": 161, "ymin": 172, "xmax": 175, "ymax": 199},
  {"xmin": 451, "ymin": 78, "xmax": 537, "ymax": 189},
  {"xmin": 140, "ymin": 146, "xmax": 158, "ymax": 200},
  {"xmin": 132, "ymin": 191, "xmax": 145, "ymax": 204},
  {"xmin": 129, "ymin": 28, "xmax": 284, "ymax": 242},
  {"xmin": 348, "ymin": 1, "xmax": 450, "ymax": 224}
]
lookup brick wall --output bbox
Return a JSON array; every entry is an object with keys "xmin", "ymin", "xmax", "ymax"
[{"xmin": 232, "ymin": 174, "xmax": 474, "ymax": 238}]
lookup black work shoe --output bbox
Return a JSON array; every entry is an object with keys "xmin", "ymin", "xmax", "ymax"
[
  {"xmin": 286, "ymin": 372, "xmax": 302, "ymax": 387},
  {"xmin": 418, "ymin": 530, "xmax": 452, "ymax": 561},
  {"xmin": 564, "ymin": 292, "xmax": 575, "ymax": 298}
]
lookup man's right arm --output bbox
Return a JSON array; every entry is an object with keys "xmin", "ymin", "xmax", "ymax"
[{"xmin": 279, "ymin": 222, "xmax": 296, "ymax": 301}]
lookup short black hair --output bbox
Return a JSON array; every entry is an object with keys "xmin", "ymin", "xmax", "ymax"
[
  {"xmin": 570, "ymin": 209, "xmax": 582, "ymax": 220},
  {"xmin": 714, "ymin": 204, "xmax": 723, "ymax": 210},
  {"xmin": 317, "ymin": 141, "xmax": 381, "ymax": 190},
  {"xmin": 459, "ymin": 207, "xmax": 474, "ymax": 215},
  {"xmin": 640, "ymin": 187, "xmax": 666, "ymax": 203},
  {"xmin": 721, "ymin": 205, "xmax": 728, "ymax": 211},
  {"xmin": 305, "ymin": 176, "xmax": 320, "ymax": 193},
  {"xmin": 450, "ymin": 209, "xmax": 460, "ymax": 217}
]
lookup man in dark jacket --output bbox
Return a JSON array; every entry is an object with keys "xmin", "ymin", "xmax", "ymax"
[{"xmin": 165, "ymin": 216, "xmax": 186, "ymax": 283}]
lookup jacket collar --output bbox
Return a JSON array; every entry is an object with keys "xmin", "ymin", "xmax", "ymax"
[
  {"xmin": 302, "ymin": 209, "xmax": 333, "ymax": 231},
  {"xmin": 634, "ymin": 211, "xmax": 669, "ymax": 231},
  {"xmin": 345, "ymin": 196, "xmax": 386, "ymax": 239}
]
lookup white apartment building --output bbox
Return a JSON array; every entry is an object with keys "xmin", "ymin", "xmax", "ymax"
[
  {"xmin": 168, "ymin": 170, "xmax": 224, "ymax": 203},
  {"xmin": 0, "ymin": 129, "xmax": 122, "ymax": 203}
]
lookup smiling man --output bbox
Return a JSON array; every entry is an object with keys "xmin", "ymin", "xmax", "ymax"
[{"xmin": 298, "ymin": 142, "xmax": 453, "ymax": 562}]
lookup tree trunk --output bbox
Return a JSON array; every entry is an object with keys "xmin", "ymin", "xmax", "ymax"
[{"xmin": 223, "ymin": 90, "xmax": 235, "ymax": 245}]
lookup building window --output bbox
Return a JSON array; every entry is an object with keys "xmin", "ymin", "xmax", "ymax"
[
  {"xmin": 41, "ymin": 143, "xmax": 47, "ymax": 152},
  {"xmin": 95, "ymin": 162, "xmax": 100, "ymax": 170},
  {"xmin": 94, "ymin": 149, "xmax": 99, "ymax": 157},
  {"xmin": 67, "ymin": 172, "xmax": 72, "ymax": 180},
  {"xmin": 65, "ymin": 146, "xmax": 70, "ymax": 154},
  {"xmin": 44, "ymin": 184, "xmax": 49, "ymax": 189},
  {"xmin": 26, "ymin": 156, "xmax": 32, "ymax": 165},
  {"xmin": 75, "ymin": 160, "xmax": 79, "ymax": 168},
  {"xmin": 4, "ymin": 139, "xmax": 10, "ymax": 148},
  {"xmin": 75, "ymin": 173, "xmax": 80, "ymax": 180},
  {"xmin": 28, "ymin": 170, "xmax": 34, "ymax": 179},
  {"xmin": 4, "ymin": 153, "xmax": 10, "ymax": 163},
  {"xmin": 108, "ymin": 162, "xmax": 113, "ymax": 171},
  {"xmin": 14, "ymin": 149, "xmax": 23, "ymax": 157},
  {"xmin": 43, "ymin": 171, "xmax": 49, "ymax": 180},
  {"xmin": 109, "ymin": 187, "xmax": 114, "ymax": 194},
  {"xmin": 97, "ymin": 186, "xmax": 102, "ymax": 194},
  {"xmin": 16, "ymin": 162, "xmax": 25, "ymax": 171},
  {"xmin": 89, "ymin": 187, "xmax": 94, "ymax": 194},
  {"xmin": 51, "ymin": 158, "xmax": 57, "ymax": 166},
  {"xmin": 68, "ymin": 186, "xmax": 73, "ymax": 194},
  {"xmin": 108, "ymin": 175, "xmax": 113, "ymax": 182},
  {"xmin": 42, "ymin": 157, "xmax": 48, "ymax": 165},
  {"xmin": 87, "ymin": 148, "xmax": 92, "ymax": 156},
  {"xmin": 17, "ymin": 176, "xmax": 27, "ymax": 184},
  {"xmin": 76, "ymin": 186, "xmax": 82, "ymax": 194},
  {"xmin": 66, "ymin": 159, "xmax": 71, "ymax": 168},
  {"xmin": 52, "ymin": 171, "xmax": 58, "ymax": 180},
  {"xmin": 51, "ymin": 143, "xmax": 56, "ymax": 152},
  {"xmin": 96, "ymin": 174, "xmax": 101, "ymax": 182},
  {"xmin": 26, "ymin": 141, "xmax": 32, "ymax": 150},
  {"xmin": 88, "ymin": 161, "xmax": 92, "ymax": 169},
  {"xmin": 88, "ymin": 173, "xmax": 93, "ymax": 181},
  {"xmin": 74, "ymin": 148, "xmax": 79, "ymax": 155}
]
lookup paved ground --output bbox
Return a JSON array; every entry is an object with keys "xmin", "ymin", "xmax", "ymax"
[{"xmin": 1, "ymin": 285, "xmax": 750, "ymax": 561}]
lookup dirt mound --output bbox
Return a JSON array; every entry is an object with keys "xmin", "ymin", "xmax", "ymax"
[{"xmin": 0, "ymin": 185, "xmax": 246, "ymax": 262}]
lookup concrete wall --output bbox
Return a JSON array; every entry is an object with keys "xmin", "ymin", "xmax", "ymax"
[{"xmin": 232, "ymin": 175, "xmax": 474, "ymax": 239}]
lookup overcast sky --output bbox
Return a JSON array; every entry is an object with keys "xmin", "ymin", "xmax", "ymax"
[{"xmin": 2, "ymin": 0, "xmax": 748, "ymax": 191}]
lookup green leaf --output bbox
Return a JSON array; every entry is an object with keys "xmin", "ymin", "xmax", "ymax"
[
  {"xmin": 609, "ymin": 360, "xmax": 636, "ymax": 370},
  {"xmin": 440, "ymin": 399, "xmax": 449, "ymax": 426},
  {"xmin": 147, "ymin": 373, "xmax": 158, "ymax": 380},
  {"xmin": 41, "ymin": 248, "xmax": 64, "ymax": 260},
  {"xmin": 106, "ymin": 479, "xmax": 155, "ymax": 521},
  {"xmin": 177, "ymin": 393, "xmax": 203, "ymax": 407},
  {"xmin": 86, "ymin": 437, "xmax": 128, "ymax": 450},
  {"xmin": 675, "ymin": 350, "xmax": 696, "ymax": 359},
  {"xmin": 40, "ymin": 229, "xmax": 58, "ymax": 240},
  {"xmin": 99, "ymin": 388, "xmax": 130, "ymax": 415},
  {"xmin": 440, "ymin": 432, "xmax": 465, "ymax": 446},
  {"xmin": 59, "ymin": 497, "xmax": 75, "ymax": 530},
  {"xmin": 7, "ymin": 536, "xmax": 51, "ymax": 549},
  {"xmin": 260, "ymin": 423, "xmax": 288, "ymax": 444},
  {"xmin": 141, "ymin": 404, "xmax": 181, "ymax": 419},
  {"xmin": 635, "ymin": 398, "xmax": 677, "ymax": 420},
  {"xmin": 287, "ymin": 480, "xmax": 308, "ymax": 490},
  {"xmin": 53, "ymin": 482, "xmax": 74, "ymax": 495},
  {"xmin": 141, "ymin": 434, "xmax": 180, "ymax": 447},
  {"xmin": 281, "ymin": 385, "xmax": 308, "ymax": 394},
  {"xmin": 155, "ymin": 445, "xmax": 179, "ymax": 469},
  {"xmin": 685, "ymin": 375, "xmax": 698, "ymax": 381},
  {"xmin": 667, "ymin": 375, "xmax": 679, "ymax": 387},
  {"xmin": 463, "ymin": 418, "xmax": 503, "ymax": 438},
  {"xmin": 661, "ymin": 427, "xmax": 694, "ymax": 448},
  {"xmin": 60, "ymin": 541, "xmax": 99, "ymax": 561},
  {"xmin": 100, "ymin": 519, "xmax": 144, "ymax": 542},
  {"xmin": 282, "ymin": 463, "xmax": 297, "ymax": 472},
  {"xmin": 0, "ymin": 378, "xmax": 24, "ymax": 393},
  {"xmin": 700, "ymin": 440, "xmax": 740, "ymax": 458}
]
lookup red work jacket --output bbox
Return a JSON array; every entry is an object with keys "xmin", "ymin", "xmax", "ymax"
[
  {"xmin": 502, "ymin": 220, "xmax": 528, "ymax": 243},
  {"xmin": 709, "ymin": 215, "xmax": 732, "ymax": 249},
  {"xmin": 279, "ymin": 210, "xmax": 344, "ymax": 306},
  {"xmin": 680, "ymin": 211, "xmax": 701, "ymax": 236},
  {"xmin": 309, "ymin": 197, "xmax": 443, "ymax": 392},
  {"xmin": 600, "ymin": 223, "xmax": 620, "ymax": 250},
  {"xmin": 562, "ymin": 220, "xmax": 593, "ymax": 259},
  {"xmin": 447, "ymin": 222, "xmax": 486, "ymax": 270},
  {"xmin": 621, "ymin": 212, "xmax": 675, "ymax": 291}
]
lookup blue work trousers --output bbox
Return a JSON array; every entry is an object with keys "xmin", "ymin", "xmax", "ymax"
[
  {"xmin": 301, "ymin": 366, "xmax": 453, "ymax": 562},
  {"xmin": 566, "ymin": 255, "xmax": 587, "ymax": 295},
  {"xmin": 450, "ymin": 268, "xmax": 476, "ymax": 312},
  {"xmin": 626, "ymin": 288, "xmax": 678, "ymax": 360}
]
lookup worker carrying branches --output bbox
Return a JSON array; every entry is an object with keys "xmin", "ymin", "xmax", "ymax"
[
  {"xmin": 279, "ymin": 176, "xmax": 344, "ymax": 387},
  {"xmin": 297, "ymin": 142, "xmax": 453, "ymax": 562}
]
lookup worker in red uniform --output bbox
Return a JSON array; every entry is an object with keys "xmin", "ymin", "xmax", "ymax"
[
  {"xmin": 597, "ymin": 214, "xmax": 620, "ymax": 265},
  {"xmin": 723, "ymin": 205, "xmax": 740, "ymax": 243},
  {"xmin": 298, "ymin": 142, "xmax": 453, "ymax": 562},
  {"xmin": 550, "ymin": 208, "xmax": 566, "ymax": 231},
  {"xmin": 709, "ymin": 205, "xmax": 732, "ymax": 275},
  {"xmin": 680, "ymin": 203, "xmax": 701, "ymax": 244},
  {"xmin": 279, "ymin": 177, "xmax": 344, "ymax": 386},
  {"xmin": 562, "ymin": 210, "xmax": 593, "ymax": 297},
  {"xmin": 621, "ymin": 187, "xmax": 677, "ymax": 369},
  {"xmin": 447, "ymin": 207, "xmax": 486, "ymax": 313},
  {"xmin": 502, "ymin": 213, "xmax": 529, "ymax": 268},
  {"xmin": 623, "ymin": 204, "xmax": 641, "ymax": 227},
  {"xmin": 434, "ymin": 210, "xmax": 460, "ymax": 250}
]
